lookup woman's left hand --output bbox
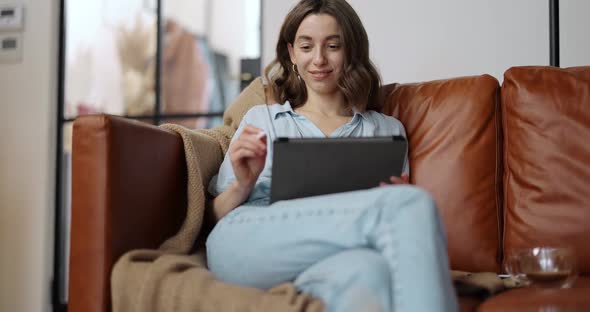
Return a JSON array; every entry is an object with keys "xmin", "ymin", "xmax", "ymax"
[{"xmin": 379, "ymin": 172, "xmax": 410, "ymax": 186}]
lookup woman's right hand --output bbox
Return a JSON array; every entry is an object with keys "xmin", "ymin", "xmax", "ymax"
[
  {"xmin": 379, "ymin": 172, "xmax": 410, "ymax": 186},
  {"xmin": 229, "ymin": 125, "xmax": 268, "ymax": 193}
]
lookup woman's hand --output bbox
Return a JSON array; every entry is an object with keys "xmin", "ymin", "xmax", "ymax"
[
  {"xmin": 229, "ymin": 125, "xmax": 268, "ymax": 192},
  {"xmin": 211, "ymin": 125, "xmax": 267, "ymax": 221},
  {"xmin": 379, "ymin": 172, "xmax": 410, "ymax": 186}
]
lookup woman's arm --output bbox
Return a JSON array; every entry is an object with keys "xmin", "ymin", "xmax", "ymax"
[
  {"xmin": 210, "ymin": 125, "xmax": 267, "ymax": 221},
  {"xmin": 211, "ymin": 180, "xmax": 254, "ymax": 221}
]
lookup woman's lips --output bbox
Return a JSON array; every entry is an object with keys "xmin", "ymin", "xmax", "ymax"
[{"xmin": 309, "ymin": 70, "xmax": 333, "ymax": 80}]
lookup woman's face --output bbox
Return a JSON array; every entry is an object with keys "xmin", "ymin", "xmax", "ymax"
[{"xmin": 288, "ymin": 13, "xmax": 345, "ymax": 97}]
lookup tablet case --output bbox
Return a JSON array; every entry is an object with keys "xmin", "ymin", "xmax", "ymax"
[{"xmin": 270, "ymin": 136, "xmax": 407, "ymax": 203}]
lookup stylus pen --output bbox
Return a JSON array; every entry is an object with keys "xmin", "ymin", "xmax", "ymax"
[{"xmin": 255, "ymin": 131, "xmax": 267, "ymax": 139}]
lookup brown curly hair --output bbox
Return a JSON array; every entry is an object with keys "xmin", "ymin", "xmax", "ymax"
[{"xmin": 264, "ymin": 0, "xmax": 382, "ymax": 111}]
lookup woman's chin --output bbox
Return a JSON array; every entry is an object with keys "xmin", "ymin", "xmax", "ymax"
[
  {"xmin": 308, "ymin": 87, "xmax": 340, "ymax": 97},
  {"xmin": 304, "ymin": 80, "xmax": 338, "ymax": 94}
]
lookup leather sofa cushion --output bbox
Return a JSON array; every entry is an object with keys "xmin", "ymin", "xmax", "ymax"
[
  {"xmin": 383, "ymin": 74, "xmax": 502, "ymax": 273},
  {"xmin": 501, "ymin": 66, "xmax": 590, "ymax": 274}
]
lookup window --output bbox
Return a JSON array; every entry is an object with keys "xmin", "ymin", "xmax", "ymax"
[{"xmin": 53, "ymin": 0, "xmax": 261, "ymax": 310}]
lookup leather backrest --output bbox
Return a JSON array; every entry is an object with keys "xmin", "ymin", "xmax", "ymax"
[
  {"xmin": 382, "ymin": 75, "xmax": 502, "ymax": 272},
  {"xmin": 501, "ymin": 66, "xmax": 590, "ymax": 274}
]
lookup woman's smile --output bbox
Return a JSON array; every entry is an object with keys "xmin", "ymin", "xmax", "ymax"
[{"xmin": 309, "ymin": 69, "xmax": 334, "ymax": 80}]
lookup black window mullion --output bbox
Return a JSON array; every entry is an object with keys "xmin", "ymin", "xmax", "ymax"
[
  {"xmin": 549, "ymin": 0, "xmax": 560, "ymax": 67},
  {"xmin": 154, "ymin": 0, "xmax": 162, "ymax": 125},
  {"xmin": 60, "ymin": 112, "xmax": 225, "ymax": 124},
  {"xmin": 53, "ymin": 0, "xmax": 67, "ymax": 310}
]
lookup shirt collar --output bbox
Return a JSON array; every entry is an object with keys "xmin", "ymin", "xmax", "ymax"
[
  {"xmin": 351, "ymin": 106, "xmax": 366, "ymax": 121},
  {"xmin": 273, "ymin": 101, "xmax": 367, "ymax": 120},
  {"xmin": 272, "ymin": 101, "xmax": 296, "ymax": 119}
]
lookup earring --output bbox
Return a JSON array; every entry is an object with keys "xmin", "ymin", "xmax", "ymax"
[{"xmin": 292, "ymin": 63, "xmax": 302, "ymax": 81}]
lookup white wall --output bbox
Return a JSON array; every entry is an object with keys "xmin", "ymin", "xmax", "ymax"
[
  {"xmin": 0, "ymin": 0, "xmax": 59, "ymax": 311},
  {"xmin": 263, "ymin": 0, "xmax": 552, "ymax": 83},
  {"xmin": 560, "ymin": 0, "xmax": 590, "ymax": 67},
  {"xmin": 262, "ymin": 0, "xmax": 293, "ymax": 70}
]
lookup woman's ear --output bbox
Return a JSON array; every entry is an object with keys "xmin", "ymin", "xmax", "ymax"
[{"xmin": 288, "ymin": 43, "xmax": 296, "ymax": 64}]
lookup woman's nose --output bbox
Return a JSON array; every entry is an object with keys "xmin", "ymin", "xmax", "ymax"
[{"xmin": 313, "ymin": 48, "xmax": 326, "ymax": 65}]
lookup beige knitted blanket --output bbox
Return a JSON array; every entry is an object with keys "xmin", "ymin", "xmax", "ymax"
[{"xmin": 110, "ymin": 78, "xmax": 518, "ymax": 312}]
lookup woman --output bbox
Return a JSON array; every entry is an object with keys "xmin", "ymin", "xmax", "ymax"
[{"xmin": 206, "ymin": 0, "xmax": 458, "ymax": 311}]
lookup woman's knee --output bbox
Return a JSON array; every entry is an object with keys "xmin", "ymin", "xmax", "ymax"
[{"xmin": 378, "ymin": 185, "xmax": 438, "ymax": 217}]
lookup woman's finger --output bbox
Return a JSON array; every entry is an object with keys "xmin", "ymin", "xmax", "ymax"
[
  {"xmin": 231, "ymin": 149, "xmax": 259, "ymax": 162},
  {"xmin": 389, "ymin": 176, "xmax": 406, "ymax": 184},
  {"xmin": 242, "ymin": 124, "xmax": 264, "ymax": 135},
  {"xmin": 401, "ymin": 173, "xmax": 410, "ymax": 183},
  {"xmin": 231, "ymin": 131, "xmax": 267, "ymax": 151},
  {"xmin": 238, "ymin": 133, "xmax": 267, "ymax": 151},
  {"xmin": 232, "ymin": 139, "xmax": 266, "ymax": 156}
]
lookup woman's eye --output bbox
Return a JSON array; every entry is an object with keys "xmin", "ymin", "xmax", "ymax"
[
  {"xmin": 328, "ymin": 44, "xmax": 341, "ymax": 50},
  {"xmin": 300, "ymin": 45, "xmax": 311, "ymax": 51}
]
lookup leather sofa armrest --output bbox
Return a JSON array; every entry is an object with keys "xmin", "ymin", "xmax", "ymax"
[{"xmin": 69, "ymin": 115, "xmax": 188, "ymax": 312}]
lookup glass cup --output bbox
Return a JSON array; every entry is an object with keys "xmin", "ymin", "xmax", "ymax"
[{"xmin": 505, "ymin": 247, "xmax": 577, "ymax": 289}]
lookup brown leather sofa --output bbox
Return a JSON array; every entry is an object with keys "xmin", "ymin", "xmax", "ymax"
[{"xmin": 69, "ymin": 66, "xmax": 590, "ymax": 312}]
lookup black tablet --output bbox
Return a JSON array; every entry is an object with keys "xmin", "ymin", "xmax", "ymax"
[{"xmin": 270, "ymin": 136, "xmax": 408, "ymax": 204}]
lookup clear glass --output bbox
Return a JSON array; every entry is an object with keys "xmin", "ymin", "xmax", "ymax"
[
  {"xmin": 505, "ymin": 247, "xmax": 578, "ymax": 289},
  {"xmin": 160, "ymin": 0, "xmax": 261, "ymax": 124},
  {"xmin": 64, "ymin": 0, "xmax": 261, "ymax": 125},
  {"xmin": 64, "ymin": 0, "xmax": 157, "ymax": 119}
]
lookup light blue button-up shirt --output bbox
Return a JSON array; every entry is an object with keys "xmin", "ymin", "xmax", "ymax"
[{"xmin": 209, "ymin": 101, "xmax": 409, "ymax": 205}]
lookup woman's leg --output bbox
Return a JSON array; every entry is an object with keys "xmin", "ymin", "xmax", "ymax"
[
  {"xmin": 294, "ymin": 248, "xmax": 392, "ymax": 312},
  {"xmin": 206, "ymin": 185, "xmax": 458, "ymax": 311}
]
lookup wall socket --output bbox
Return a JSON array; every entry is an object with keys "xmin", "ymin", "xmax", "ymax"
[
  {"xmin": 0, "ymin": 4, "xmax": 25, "ymax": 31},
  {"xmin": 0, "ymin": 32, "xmax": 23, "ymax": 63},
  {"xmin": 0, "ymin": 4, "xmax": 24, "ymax": 63}
]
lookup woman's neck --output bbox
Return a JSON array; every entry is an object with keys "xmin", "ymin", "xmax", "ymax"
[{"xmin": 298, "ymin": 92, "xmax": 351, "ymax": 117}]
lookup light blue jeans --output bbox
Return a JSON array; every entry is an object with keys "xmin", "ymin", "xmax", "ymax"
[{"xmin": 206, "ymin": 185, "xmax": 458, "ymax": 312}]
